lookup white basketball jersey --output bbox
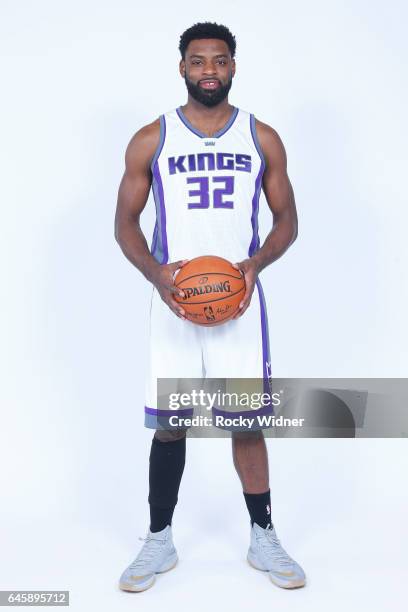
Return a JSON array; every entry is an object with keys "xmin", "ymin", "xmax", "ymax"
[{"xmin": 149, "ymin": 106, "xmax": 265, "ymax": 264}]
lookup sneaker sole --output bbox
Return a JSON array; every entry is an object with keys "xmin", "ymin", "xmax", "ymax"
[
  {"xmin": 119, "ymin": 557, "xmax": 178, "ymax": 593},
  {"xmin": 247, "ymin": 556, "xmax": 305, "ymax": 589}
]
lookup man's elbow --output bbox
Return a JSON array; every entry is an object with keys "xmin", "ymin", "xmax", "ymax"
[
  {"xmin": 114, "ymin": 222, "xmax": 121, "ymax": 245},
  {"xmin": 114, "ymin": 217, "xmax": 124, "ymax": 247},
  {"xmin": 114, "ymin": 213, "xmax": 139, "ymax": 248}
]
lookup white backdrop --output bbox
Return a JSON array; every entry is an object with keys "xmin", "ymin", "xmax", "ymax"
[{"xmin": 1, "ymin": 1, "xmax": 407, "ymax": 610}]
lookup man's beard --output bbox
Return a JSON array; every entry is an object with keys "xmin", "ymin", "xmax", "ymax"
[{"xmin": 184, "ymin": 73, "xmax": 232, "ymax": 107}]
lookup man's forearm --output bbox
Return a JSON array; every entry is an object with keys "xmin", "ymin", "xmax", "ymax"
[
  {"xmin": 115, "ymin": 222, "xmax": 160, "ymax": 283},
  {"xmin": 251, "ymin": 216, "xmax": 297, "ymax": 273}
]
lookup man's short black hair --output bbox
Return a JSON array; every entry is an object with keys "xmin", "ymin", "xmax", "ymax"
[{"xmin": 179, "ymin": 22, "xmax": 236, "ymax": 60}]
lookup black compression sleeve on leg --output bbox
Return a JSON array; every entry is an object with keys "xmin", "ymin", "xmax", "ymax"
[{"xmin": 148, "ymin": 435, "xmax": 186, "ymax": 532}]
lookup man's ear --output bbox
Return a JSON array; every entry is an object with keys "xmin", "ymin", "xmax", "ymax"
[
  {"xmin": 231, "ymin": 58, "xmax": 236, "ymax": 78},
  {"xmin": 179, "ymin": 59, "xmax": 185, "ymax": 78}
]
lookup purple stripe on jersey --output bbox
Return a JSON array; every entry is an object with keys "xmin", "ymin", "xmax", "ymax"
[
  {"xmin": 248, "ymin": 114, "xmax": 266, "ymax": 257},
  {"xmin": 150, "ymin": 114, "xmax": 166, "ymax": 171},
  {"xmin": 248, "ymin": 161, "xmax": 265, "ymax": 256},
  {"xmin": 150, "ymin": 115, "xmax": 167, "ymax": 263},
  {"xmin": 152, "ymin": 160, "xmax": 169, "ymax": 264},
  {"xmin": 250, "ymin": 114, "xmax": 266, "ymax": 165},
  {"xmin": 144, "ymin": 406, "xmax": 194, "ymax": 416},
  {"xmin": 213, "ymin": 106, "xmax": 239, "ymax": 137},
  {"xmin": 176, "ymin": 106, "xmax": 239, "ymax": 139}
]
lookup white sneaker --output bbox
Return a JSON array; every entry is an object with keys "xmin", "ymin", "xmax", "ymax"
[
  {"xmin": 119, "ymin": 525, "xmax": 178, "ymax": 592},
  {"xmin": 247, "ymin": 522, "xmax": 306, "ymax": 588}
]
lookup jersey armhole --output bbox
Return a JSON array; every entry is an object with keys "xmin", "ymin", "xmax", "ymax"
[
  {"xmin": 149, "ymin": 114, "xmax": 166, "ymax": 171},
  {"xmin": 250, "ymin": 114, "xmax": 266, "ymax": 168}
]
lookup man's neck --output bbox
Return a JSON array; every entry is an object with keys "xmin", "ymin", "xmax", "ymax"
[{"xmin": 180, "ymin": 97, "xmax": 235, "ymax": 135}]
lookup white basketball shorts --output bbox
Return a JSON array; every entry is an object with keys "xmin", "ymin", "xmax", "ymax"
[{"xmin": 144, "ymin": 276, "xmax": 274, "ymax": 430}]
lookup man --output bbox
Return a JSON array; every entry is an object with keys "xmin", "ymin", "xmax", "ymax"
[{"xmin": 115, "ymin": 22, "xmax": 305, "ymax": 591}]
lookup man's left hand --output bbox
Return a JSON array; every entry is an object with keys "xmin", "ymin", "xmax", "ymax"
[{"xmin": 231, "ymin": 257, "xmax": 260, "ymax": 319}]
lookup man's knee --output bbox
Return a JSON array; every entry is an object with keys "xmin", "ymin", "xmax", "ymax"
[
  {"xmin": 154, "ymin": 428, "xmax": 187, "ymax": 443},
  {"xmin": 232, "ymin": 429, "xmax": 264, "ymax": 442}
]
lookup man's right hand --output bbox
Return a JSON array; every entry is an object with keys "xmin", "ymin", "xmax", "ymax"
[{"xmin": 150, "ymin": 259, "xmax": 189, "ymax": 319}]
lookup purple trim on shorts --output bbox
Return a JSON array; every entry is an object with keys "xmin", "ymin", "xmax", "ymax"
[
  {"xmin": 144, "ymin": 406, "xmax": 194, "ymax": 416},
  {"xmin": 176, "ymin": 106, "xmax": 239, "ymax": 139},
  {"xmin": 256, "ymin": 278, "xmax": 272, "ymax": 402},
  {"xmin": 152, "ymin": 160, "xmax": 168, "ymax": 264},
  {"xmin": 211, "ymin": 402, "xmax": 273, "ymax": 419}
]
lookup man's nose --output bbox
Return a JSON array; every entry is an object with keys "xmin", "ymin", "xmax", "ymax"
[{"xmin": 202, "ymin": 62, "xmax": 217, "ymax": 75}]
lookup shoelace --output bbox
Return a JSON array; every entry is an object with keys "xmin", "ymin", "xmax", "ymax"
[
  {"xmin": 128, "ymin": 535, "xmax": 166, "ymax": 570},
  {"xmin": 258, "ymin": 526, "xmax": 294, "ymax": 567}
]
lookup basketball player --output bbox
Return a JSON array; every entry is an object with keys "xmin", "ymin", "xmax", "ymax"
[{"xmin": 115, "ymin": 22, "xmax": 305, "ymax": 591}]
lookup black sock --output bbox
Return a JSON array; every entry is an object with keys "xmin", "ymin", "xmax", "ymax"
[
  {"xmin": 243, "ymin": 489, "xmax": 273, "ymax": 529},
  {"xmin": 149, "ymin": 505, "xmax": 175, "ymax": 533},
  {"xmin": 148, "ymin": 435, "xmax": 186, "ymax": 533}
]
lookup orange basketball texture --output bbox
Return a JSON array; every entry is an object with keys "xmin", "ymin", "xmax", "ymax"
[{"xmin": 174, "ymin": 255, "xmax": 246, "ymax": 326}]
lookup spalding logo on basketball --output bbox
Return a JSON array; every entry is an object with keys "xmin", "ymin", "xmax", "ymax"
[{"xmin": 174, "ymin": 255, "xmax": 246, "ymax": 326}]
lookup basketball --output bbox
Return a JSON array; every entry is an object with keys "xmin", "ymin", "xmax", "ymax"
[{"xmin": 173, "ymin": 255, "xmax": 246, "ymax": 326}]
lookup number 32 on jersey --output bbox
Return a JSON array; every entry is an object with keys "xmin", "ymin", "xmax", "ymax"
[{"xmin": 187, "ymin": 176, "xmax": 234, "ymax": 209}]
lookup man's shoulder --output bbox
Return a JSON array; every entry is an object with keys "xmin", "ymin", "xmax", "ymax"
[
  {"xmin": 252, "ymin": 116, "xmax": 286, "ymax": 164},
  {"xmin": 130, "ymin": 116, "xmax": 161, "ymax": 146},
  {"xmin": 125, "ymin": 117, "xmax": 162, "ymax": 165},
  {"xmin": 253, "ymin": 117, "xmax": 282, "ymax": 143}
]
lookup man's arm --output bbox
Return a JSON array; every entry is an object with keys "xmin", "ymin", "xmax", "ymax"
[
  {"xmin": 114, "ymin": 120, "xmax": 160, "ymax": 281},
  {"xmin": 114, "ymin": 120, "xmax": 188, "ymax": 319},
  {"xmin": 232, "ymin": 119, "xmax": 298, "ymax": 318},
  {"xmin": 252, "ymin": 119, "xmax": 298, "ymax": 271}
]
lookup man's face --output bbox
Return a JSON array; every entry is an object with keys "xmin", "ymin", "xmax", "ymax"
[{"xmin": 180, "ymin": 39, "xmax": 236, "ymax": 107}]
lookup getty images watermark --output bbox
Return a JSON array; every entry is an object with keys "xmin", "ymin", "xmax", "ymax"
[
  {"xmin": 165, "ymin": 388, "xmax": 304, "ymax": 430},
  {"xmin": 154, "ymin": 377, "xmax": 408, "ymax": 437}
]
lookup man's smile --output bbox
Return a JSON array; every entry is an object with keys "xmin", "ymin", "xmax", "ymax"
[{"xmin": 199, "ymin": 79, "xmax": 221, "ymax": 90}]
